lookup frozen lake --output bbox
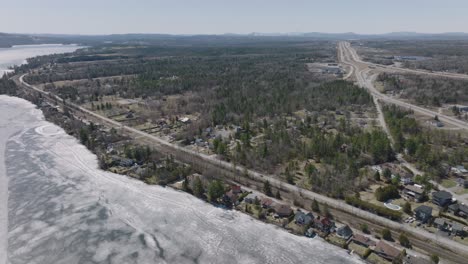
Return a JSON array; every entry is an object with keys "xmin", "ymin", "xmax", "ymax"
[
  {"xmin": 0, "ymin": 96, "xmax": 363, "ymax": 263},
  {"xmin": 0, "ymin": 44, "xmax": 82, "ymax": 77}
]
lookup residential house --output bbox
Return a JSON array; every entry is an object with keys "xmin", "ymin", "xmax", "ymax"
[
  {"xmin": 451, "ymin": 222, "xmax": 466, "ymax": 237},
  {"xmin": 294, "ymin": 210, "xmax": 314, "ymax": 226},
  {"xmin": 451, "ymin": 165, "xmax": 468, "ymax": 176},
  {"xmin": 274, "ymin": 204, "xmax": 293, "ymax": 218},
  {"xmin": 351, "ymin": 234, "xmax": 376, "ymax": 248},
  {"xmin": 336, "ymin": 225, "xmax": 353, "ymax": 240},
  {"xmin": 403, "ymin": 185, "xmax": 425, "ymax": 202},
  {"xmin": 448, "ymin": 203, "xmax": 459, "ymax": 214},
  {"xmin": 223, "ymin": 190, "xmax": 239, "ymax": 206},
  {"xmin": 260, "ymin": 197, "xmax": 274, "ymax": 209},
  {"xmin": 400, "ymin": 175, "xmax": 414, "ymax": 185},
  {"xmin": 432, "ymin": 190, "xmax": 453, "ymax": 207},
  {"xmin": 414, "ymin": 205, "xmax": 433, "ymax": 223},
  {"xmin": 244, "ymin": 193, "xmax": 260, "ymax": 204},
  {"xmin": 448, "ymin": 203, "xmax": 468, "ymax": 218},
  {"xmin": 433, "ymin": 218, "xmax": 449, "ymax": 231},
  {"xmin": 313, "ymin": 217, "xmax": 334, "ymax": 234},
  {"xmin": 374, "ymin": 241, "xmax": 401, "ymax": 261},
  {"xmin": 305, "ymin": 228, "xmax": 316, "ymax": 238}
]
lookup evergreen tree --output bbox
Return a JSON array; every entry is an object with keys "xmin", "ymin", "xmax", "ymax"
[
  {"xmin": 193, "ymin": 177, "xmax": 204, "ymax": 198},
  {"xmin": 263, "ymin": 181, "xmax": 273, "ymax": 197},
  {"xmin": 311, "ymin": 199, "xmax": 320, "ymax": 213}
]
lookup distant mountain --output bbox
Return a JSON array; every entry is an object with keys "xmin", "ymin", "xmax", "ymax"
[
  {"xmin": 2, "ymin": 31, "xmax": 468, "ymax": 48},
  {"xmin": 0, "ymin": 33, "xmax": 69, "ymax": 48},
  {"xmin": 248, "ymin": 31, "xmax": 468, "ymax": 40}
]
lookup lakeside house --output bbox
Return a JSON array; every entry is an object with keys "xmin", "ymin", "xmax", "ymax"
[
  {"xmin": 305, "ymin": 228, "xmax": 316, "ymax": 238},
  {"xmin": 432, "ymin": 190, "xmax": 453, "ymax": 207},
  {"xmin": 274, "ymin": 204, "xmax": 293, "ymax": 218},
  {"xmin": 260, "ymin": 197, "xmax": 274, "ymax": 209},
  {"xmin": 223, "ymin": 190, "xmax": 239, "ymax": 206},
  {"xmin": 313, "ymin": 217, "xmax": 334, "ymax": 234},
  {"xmin": 294, "ymin": 210, "xmax": 314, "ymax": 226},
  {"xmin": 244, "ymin": 193, "xmax": 260, "ymax": 204},
  {"xmin": 351, "ymin": 234, "xmax": 376, "ymax": 248},
  {"xmin": 414, "ymin": 205, "xmax": 433, "ymax": 223},
  {"xmin": 374, "ymin": 240, "xmax": 401, "ymax": 261},
  {"xmin": 336, "ymin": 225, "xmax": 353, "ymax": 240}
]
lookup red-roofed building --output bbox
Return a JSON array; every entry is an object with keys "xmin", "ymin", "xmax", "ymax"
[{"xmin": 260, "ymin": 198, "xmax": 274, "ymax": 208}]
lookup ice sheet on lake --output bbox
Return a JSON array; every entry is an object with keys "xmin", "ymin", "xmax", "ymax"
[{"xmin": 1, "ymin": 96, "xmax": 362, "ymax": 264}]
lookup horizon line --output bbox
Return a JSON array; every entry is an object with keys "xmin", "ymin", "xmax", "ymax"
[{"xmin": 2, "ymin": 31, "xmax": 468, "ymax": 37}]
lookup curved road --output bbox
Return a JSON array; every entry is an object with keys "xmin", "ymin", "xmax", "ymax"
[{"xmin": 339, "ymin": 42, "xmax": 468, "ymax": 130}]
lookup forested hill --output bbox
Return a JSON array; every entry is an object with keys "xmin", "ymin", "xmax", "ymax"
[{"xmin": 0, "ymin": 33, "xmax": 66, "ymax": 47}]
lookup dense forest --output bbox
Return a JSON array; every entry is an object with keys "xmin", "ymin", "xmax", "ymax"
[
  {"xmin": 0, "ymin": 75, "xmax": 17, "ymax": 95},
  {"xmin": 377, "ymin": 73, "xmax": 468, "ymax": 106},
  {"xmin": 17, "ymin": 42, "xmax": 397, "ymax": 197}
]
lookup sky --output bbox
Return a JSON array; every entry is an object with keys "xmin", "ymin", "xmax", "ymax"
[{"xmin": 1, "ymin": 0, "xmax": 468, "ymax": 35}]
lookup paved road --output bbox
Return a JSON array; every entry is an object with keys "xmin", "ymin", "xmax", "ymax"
[
  {"xmin": 338, "ymin": 42, "xmax": 468, "ymax": 130},
  {"xmin": 339, "ymin": 41, "xmax": 468, "ymax": 205},
  {"xmin": 16, "ymin": 74, "xmax": 468, "ymax": 263}
]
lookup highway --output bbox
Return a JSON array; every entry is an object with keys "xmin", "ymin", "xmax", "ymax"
[
  {"xmin": 16, "ymin": 74, "xmax": 468, "ymax": 263},
  {"xmin": 338, "ymin": 41, "xmax": 468, "ymax": 130}
]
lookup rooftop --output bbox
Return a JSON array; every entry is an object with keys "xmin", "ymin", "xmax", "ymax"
[
  {"xmin": 433, "ymin": 218, "xmax": 446, "ymax": 226},
  {"xmin": 414, "ymin": 205, "xmax": 432, "ymax": 215},
  {"xmin": 432, "ymin": 190, "xmax": 452, "ymax": 200},
  {"xmin": 404, "ymin": 185, "xmax": 424, "ymax": 194},
  {"xmin": 375, "ymin": 240, "xmax": 401, "ymax": 259},
  {"xmin": 352, "ymin": 234, "xmax": 376, "ymax": 247}
]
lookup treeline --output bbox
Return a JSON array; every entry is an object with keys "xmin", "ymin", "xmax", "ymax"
[
  {"xmin": 345, "ymin": 196, "xmax": 402, "ymax": 220},
  {"xmin": 383, "ymin": 104, "xmax": 468, "ymax": 180},
  {"xmin": 0, "ymin": 75, "xmax": 17, "ymax": 95}
]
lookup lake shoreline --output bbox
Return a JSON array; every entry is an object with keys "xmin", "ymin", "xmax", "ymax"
[
  {"xmin": 20, "ymin": 93, "xmax": 368, "ymax": 262},
  {"xmin": 2, "ymin": 94, "xmax": 363, "ymax": 263}
]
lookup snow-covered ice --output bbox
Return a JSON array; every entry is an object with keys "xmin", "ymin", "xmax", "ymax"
[{"xmin": 1, "ymin": 96, "xmax": 363, "ymax": 264}]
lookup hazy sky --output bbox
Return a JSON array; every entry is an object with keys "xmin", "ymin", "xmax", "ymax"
[{"xmin": 2, "ymin": 0, "xmax": 467, "ymax": 35}]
